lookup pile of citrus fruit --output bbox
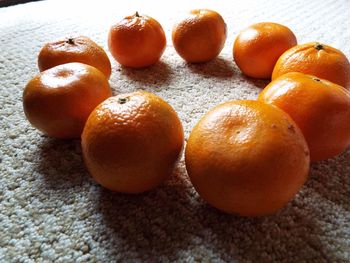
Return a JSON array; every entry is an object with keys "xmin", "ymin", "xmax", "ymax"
[{"xmin": 23, "ymin": 9, "xmax": 350, "ymax": 217}]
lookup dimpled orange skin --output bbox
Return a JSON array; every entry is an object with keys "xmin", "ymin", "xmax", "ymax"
[
  {"xmin": 23, "ymin": 62, "xmax": 112, "ymax": 139},
  {"xmin": 233, "ymin": 22, "xmax": 297, "ymax": 79},
  {"xmin": 259, "ymin": 72, "xmax": 350, "ymax": 161},
  {"xmin": 172, "ymin": 9, "xmax": 227, "ymax": 63},
  {"xmin": 81, "ymin": 91, "xmax": 184, "ymax": 193},
  {"xmin": 272, "ymin": 42, "xmax": 350, "ymax": 89},
  {"xmin": 185, "ymin": 100, "xmax": 310, "ymax": 217},
  {"xmin": 108, "ymin": 12, "xmax": 166, "ymax": 68},
  {"xmin": 38, "ymin": 36, "xmax": 112, "ymax": 78}
]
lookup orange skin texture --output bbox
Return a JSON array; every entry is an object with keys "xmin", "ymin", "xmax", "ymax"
[
  {"xmin": 23, "ymin": 62, "xmax": 112, "ymax": 139},
  {"xmin": 172, "ymin": 9, "xmax": 227, "ymax": 63},
  {"xmin": 38, "ymin": 36, "xmax": 112, "ymax": 79},
  {"xmin": 185, "ymin": 100, "xmax": 310, "ymax": 217},
  {"xmin": 108, "ymin": 13, "xmax": 166, "ymax": 68},
  {"xmin": 272, "ymin": 42, "xmax": 350, "ymax": 89},
  {"xmin": 81, "ymin": 91, "xmax": 184, "ymax": 193},
  {"xmin": 233, "ymin": 22, "xmax": 297, "ymax": 79},
  {"xmin": 259, "ymin": 72, "xmax": 350, "ymax": 161}
]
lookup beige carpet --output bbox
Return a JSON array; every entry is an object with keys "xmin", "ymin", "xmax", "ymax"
[{"xmin": 1, "ymin": 0, "xmax": 350, "ymax": 262}]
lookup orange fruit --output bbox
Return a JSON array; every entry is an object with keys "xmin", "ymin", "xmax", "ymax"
[
  {"xmin": 233, "ymin": 22, "xmax": 297, "ymax": 79},
  {"xmin": 259, "ymin": 72, "xmax": 350, "ymax": 161},
  {"xmin": 23, "ymin": 62, "xmax": 112, "ymax": 139},
  {"xmin": 172, "ymin": 9, "xmax": 227, "ymax": 63},
  {"xmin": 272, "ymin": 42, "xmax": 350, "ymax": 89},
  {"xmin": 108, "ymin": 12, "xmax": 166, "ymax": 68},
  {"xmin": 38, "ymin": 36, "xmax": 112, "ymax": 78},
  {"xmin": 81, "ymin": 91, "xmax": 184, "ymax": 193},
  {"xmin": 185, "ymin": 100, "xmax": 310, "ymax": 216}
]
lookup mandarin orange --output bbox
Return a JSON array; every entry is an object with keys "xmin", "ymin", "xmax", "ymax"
[
  {"xmin": 185, "ymin": 100, "xmax": 310, "ymax": 216},
  {"xmin": 81, "ymin": 91, "xmax": 184, "ymax": 193}
]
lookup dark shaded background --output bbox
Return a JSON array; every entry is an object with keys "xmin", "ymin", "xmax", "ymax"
[{"xmin": 0, "ymin": 0, "xmax": 41, "ymax": 7}]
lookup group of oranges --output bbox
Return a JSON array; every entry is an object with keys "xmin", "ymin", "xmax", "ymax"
[{"xmin": 22, "ymin": 9, "xmax": 350, "ymax": 217}]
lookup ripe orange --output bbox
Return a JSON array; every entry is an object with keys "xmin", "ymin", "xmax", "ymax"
[
  {"xmin": 108, "ymin": 12, "xmax": 166, "ymax": 68},
  {"xmin": 233, "ymin": 22, "xmax": 297, "ymax": 79},
  {"xmin": 259, "ymin": 72, "xmax": 350, "ymax": 161},
  {"xmin": 81, "ymin": 91, "xmax": 184, "ymax": 193},
  {"xmin": 23, "ymin": 62, "xmax": 112, "ymax": 139},
  {"xmin": 172, "ymin": 9, "xmax": 227, "ymax": 63},
  {"xmin": 38, "ymin": 36, "xmax": 112, "ymax": 78},
  {"xmin": 185, "ymin": 100, "xmax": 310, "ymax": 216},
  {"xmin": 272, "ymin": 42, "xmax": 350, "ymax": 89}
]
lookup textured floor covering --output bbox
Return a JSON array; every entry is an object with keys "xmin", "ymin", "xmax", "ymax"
[{"xmin": 1, "ymin": 0, "xmax": 350, "ymax": 262}]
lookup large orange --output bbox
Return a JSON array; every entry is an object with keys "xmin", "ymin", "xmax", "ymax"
[
  {"xmin": 38, "ymin": 36, "xmax": 112, "ymax": 78},
  {"xmin": 81, "ymin": 91, "xmax": 184, "ymax": 193},
  {"xmin": 23, "ymin": 63, "xmax": 112, "ymax": 139},
  {"xmin": 272, "ymin": 42, "xmax": 350, "ymax": 89},
  {"xmin": 185, "ymin": 100, "xmax": 310, "ymax": 216},
  {"xmin": 259, "ymin": 72, "xmax": 350, "ymax": 161},
  {"xmin": 233, "ymin": 22, "xmax": 297, "ymax": 79},
  {"xmin": 172, "ymin": 9, "xmax": 227, "ymax": 63},
  {"xmin": 108, "ymin": 12, "xmax": 166, "ymax": 68}
]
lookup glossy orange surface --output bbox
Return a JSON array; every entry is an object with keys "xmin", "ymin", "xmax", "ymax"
[
  {"xmin": 23, "ymin": 62, "xmax": 112, "ymax": 139},
  {"xmin": 185, "ymin": 100, "xmax": 310, "ymax": 216},
  {"xmin": 108, "ymin": 12, "xmax": 166, "ymax": 68},
  {"xmin": 259, "ymin": 72, "xmax": 350, "ymax": 161},
  {"xmin": 81, "ymin": 91, "xmax": 184, "ymax": 193},
  {"xmin": 172, "ymin": 9, "xmax": 227, "ymax": 63},
  {"xmin": 233, "ymin": 22, "xmax": 297, "ymax": 79},
  {"xmin": 272, "ymin": 42, "xmax": 350, "ymax": 89},
  {"xmin": 38, "ymin": 36, "xmax": 112, "ymax": 78}
]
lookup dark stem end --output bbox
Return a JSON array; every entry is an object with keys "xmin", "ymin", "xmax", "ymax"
[
  {"xmin": 118, "ymin": 97, "xmax": 129, "ymax": 104},
  {"xmin": 314, "ymin": 43, "xmax": 323, "ymax": 50},
  {"xmin": 66, "ymin": 38, "xmax": 75, "ymax": 45},
  {"xmin": 135, "ymin": 11, "xmax": 140, "ymax": 17}
]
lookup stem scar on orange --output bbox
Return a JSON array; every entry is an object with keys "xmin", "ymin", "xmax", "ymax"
[
  {"xmin": 259, "ymin": 72, "xmax": 350, "ymax": 161},
  {"xmin": 81, "ymin": 91, "xmax": 184, "ymax": 193},
  {"xmin": 172, "ymin": 9, "xmax": 227, "ymax": 63},
  {"xmin": 185, "ymin": 100, "xmax": 310, "ymax": 216},
  {"xmin": 108, "ymin": 12, "xmax": 166, "ymax": 68},
  {"xmin": 272, "ymin": 42, "xmax": 350, "ymax": 89},
  {"xmin": 38, "ymin": 36, "xmax": 112, "ymax": 79}
]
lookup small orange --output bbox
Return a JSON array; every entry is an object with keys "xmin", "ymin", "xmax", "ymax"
[
  {"xmin": 81, "ymin": 91, "xmax": 184, "ymax": 193},
  {"xmin": 272, "ymin": 42, "xmax": 350, "ymax": 89},
  {"xmin": 38, "ymin": 36, "xmax": 112, "ymax": 78},
  {"xmin": 185, "ymin": 100, "xmax": 309, "ymax": 216},
  {"xmin": 172, "ymin": 9, "xmax": 227, "ymax": 63},
  {"xmin": 23, "ymin": 62, "xmax": 112, "ymax": 139},
  {"xmin": 233, "ymin": 22, "xmax": 297, "ymax": 79},
  {"xmin": 259, "ymin": 72, "xmax": 350, "ymax": 161},
  {"xmin": 108, "ymin": 12, "xmax": 166, "ymax": 68}
]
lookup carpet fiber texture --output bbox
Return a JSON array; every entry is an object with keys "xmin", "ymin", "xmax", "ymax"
[{"xmin": 1, "ymin": 0, "xmax": 350, "ymax": 262}]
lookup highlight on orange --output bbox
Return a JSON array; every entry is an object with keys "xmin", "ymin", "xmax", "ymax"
[
  {"xmin": 259, "ymin": 72, "xmax": 350, "ymax": 161},
  {"xmin": 23, "ymin": 62, "xmax": 112, "ymax": 139},
  {"xmin": 81, "ymin": 91, "xmax": 184, "ymax": 193},
  {"xmin": 38, "ymin": 36, "xmax": 112, "ymax": 79},
  {"xmin": 172, "ymin": 9, "xmax": 227, "ymax": 63},
  {"xmin": 108, "ymin": 12, "xmax": 166, "ymax": 68},
  {"xmin": 272, "ymin": 42, "xmax": 350, "ymax": 89},
  {"xmin": 185, "ymin": 100, "xmax": 310, "ymax": 216},
  {"xmin": 233, "ymin": 22, "xmax": 297, "ymax": 79}
]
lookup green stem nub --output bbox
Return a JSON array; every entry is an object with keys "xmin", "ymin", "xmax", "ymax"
[
  {"xmin": 314, "ymin": 43, "xmax": 323, "ymax": 50},
  {"xmin": 135, "ymin": 11, "xmax": 140, "ymax": 17},
  {"xmin": 118, "ymin": 97, "xmax": 129, "ymax": 104}
]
